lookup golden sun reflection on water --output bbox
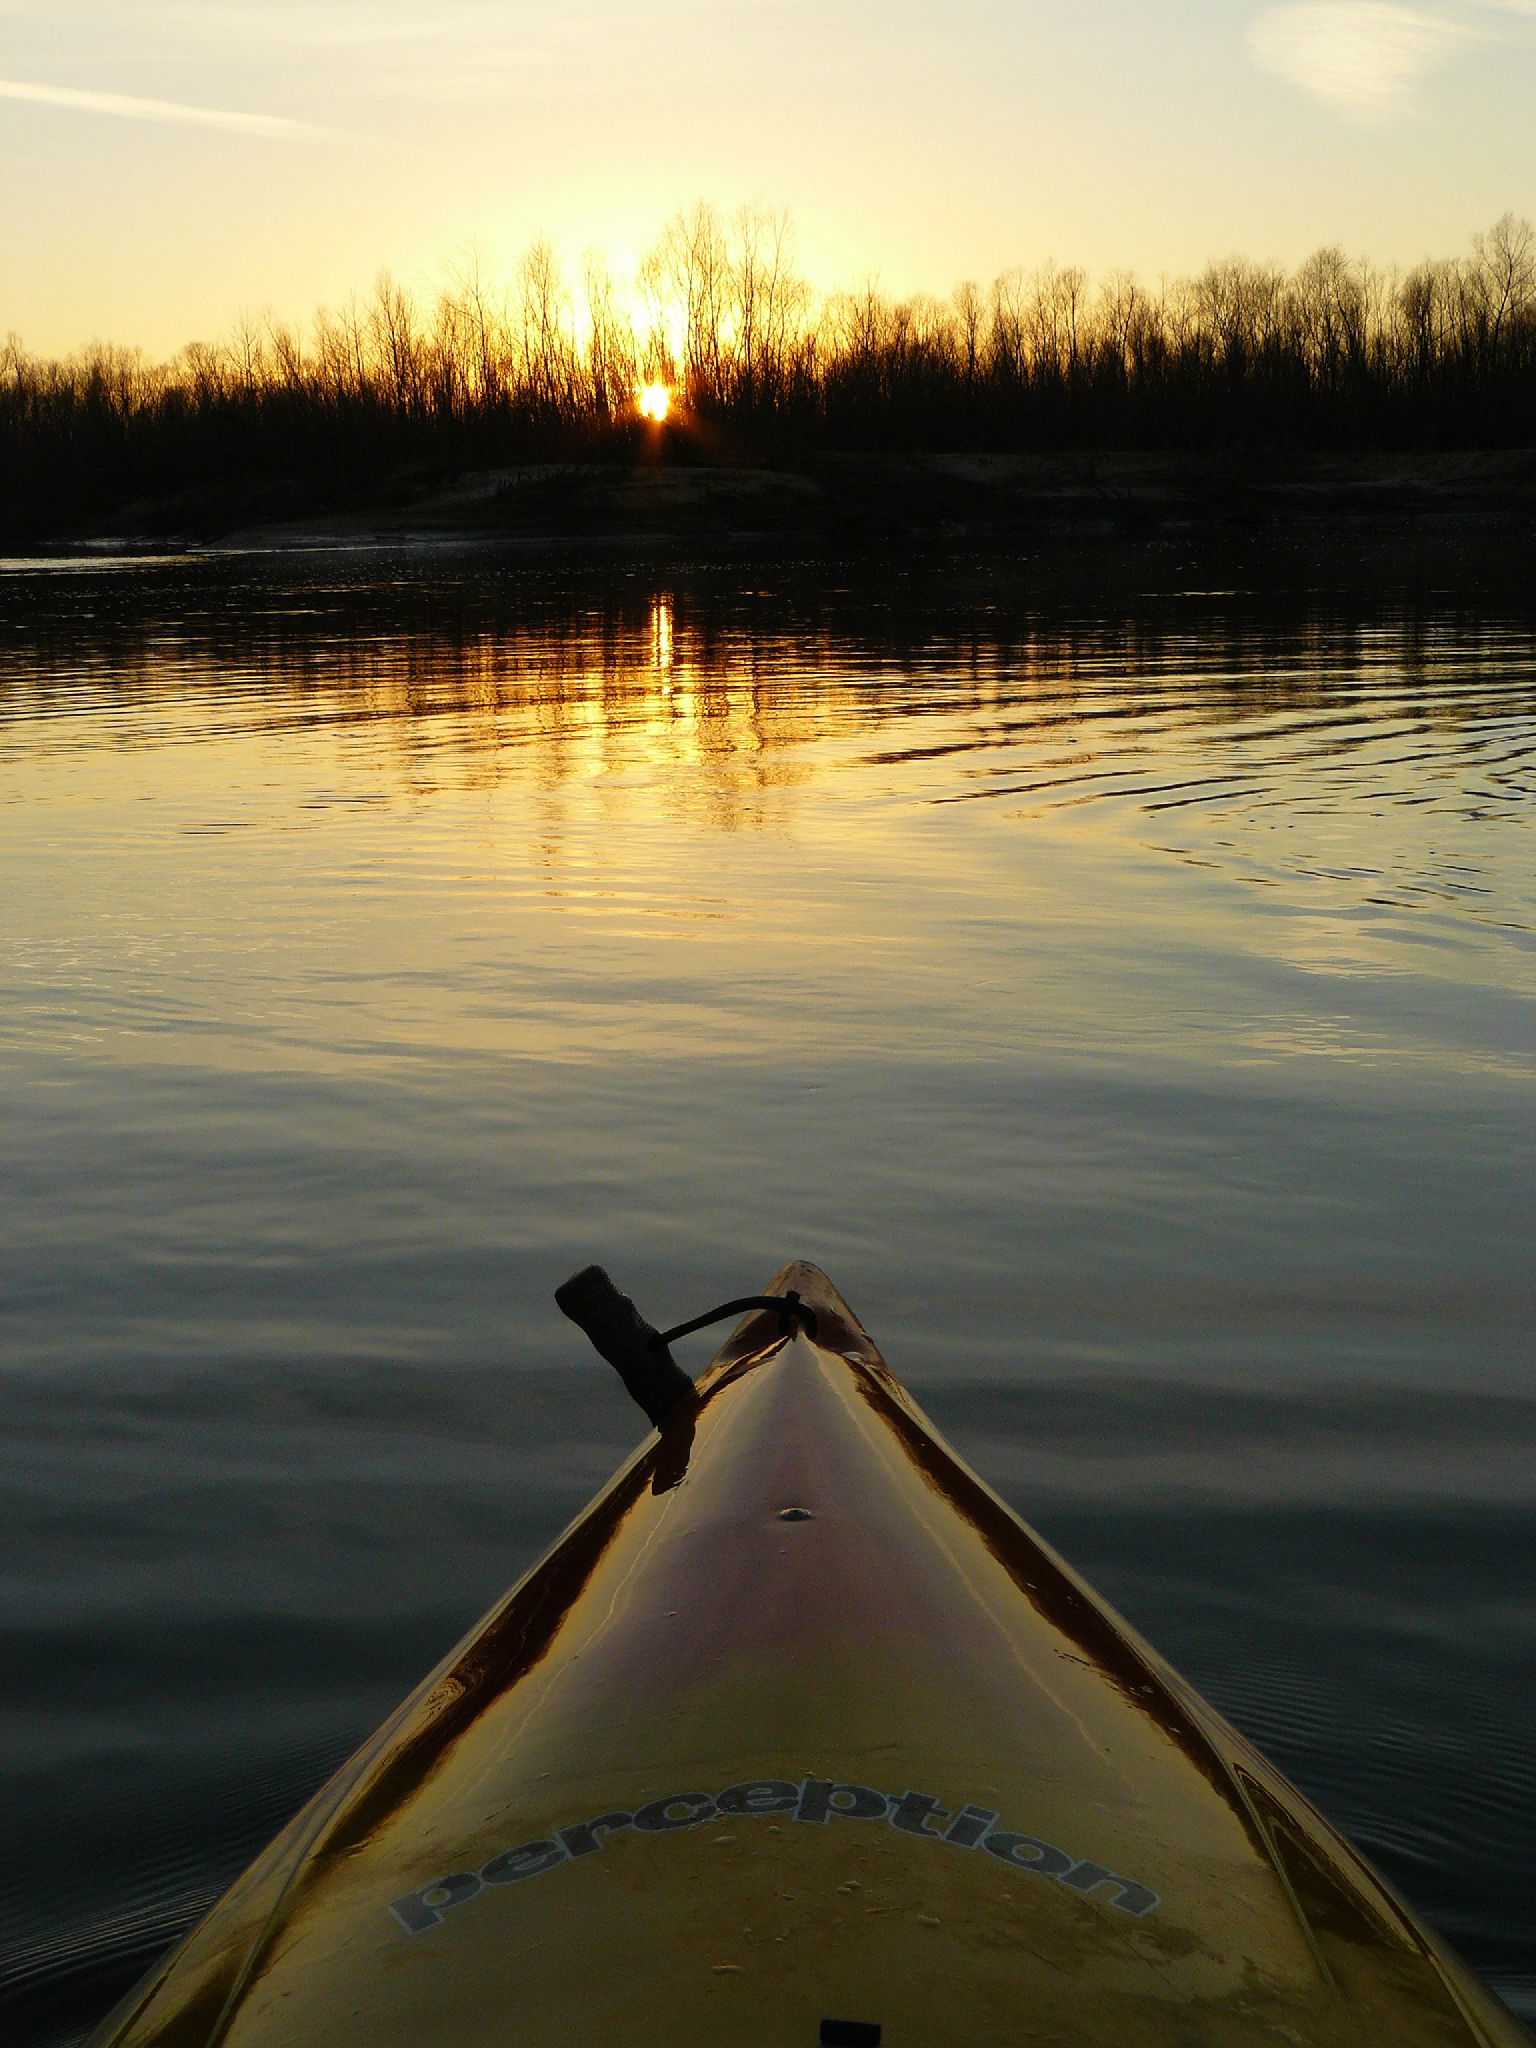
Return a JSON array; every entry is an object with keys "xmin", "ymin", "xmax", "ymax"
[
  {"xmin": 7, "ymin": 574, "xmax": 1530, "ymax": 1110},
  {"xmin": 4, "ymin": 583, "xmax": 1532, "ymax": 867},
  {"xmin": 651, "ymin": 593, "xmax": 674, "ymax": 673}
]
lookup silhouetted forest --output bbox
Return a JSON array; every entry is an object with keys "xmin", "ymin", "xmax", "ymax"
[{"xmin": 4, "ymin": 206, "xmax": 1534, "ymax": 536}]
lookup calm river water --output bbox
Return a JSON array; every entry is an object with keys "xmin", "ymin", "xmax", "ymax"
[{"xmin": 2, "ymin": 546, "xmax": 1534, "ymax": 2041}]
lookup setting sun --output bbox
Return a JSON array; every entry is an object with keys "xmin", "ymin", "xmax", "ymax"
[{"xmin": 637, "ymin": 382, "xmax": 672, "ymax": 423}]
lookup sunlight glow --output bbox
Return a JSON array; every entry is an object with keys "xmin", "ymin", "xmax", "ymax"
[{"xmin": 637, "ymin": 382, "xmax": 672, "ymax": 423}]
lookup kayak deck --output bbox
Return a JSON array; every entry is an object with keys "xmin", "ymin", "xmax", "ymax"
[{"xmin": 86, "ymin": 1263, "xmax": 1530, "ymax": 2048}]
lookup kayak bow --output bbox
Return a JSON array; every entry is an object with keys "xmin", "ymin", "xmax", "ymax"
[{"xmin": 86, "ymin": 1263, "xmax": 1530, "ymax": 2048}]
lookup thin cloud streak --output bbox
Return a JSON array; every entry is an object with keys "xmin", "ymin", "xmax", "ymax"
[
  {"xmin": 0, "ymin": 77, "xmax": 329, "ymax": 135},
  {"xmin": 1247, "ymin": 3, "xmax": 1471, "ymax": 118},
  {"xmin": 0, "ymin": 0, "xmax": 773, "ymax": 52}
]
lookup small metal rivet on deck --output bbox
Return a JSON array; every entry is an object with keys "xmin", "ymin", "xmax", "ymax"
[{"xmin": 778, "ymin": 1507, "xmax": 814, "ymax": 1522}]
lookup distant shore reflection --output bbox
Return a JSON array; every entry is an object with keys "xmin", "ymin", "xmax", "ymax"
[{"xmin": 2, "ymin": 561, "xmax": 1532, "ymax": 843}]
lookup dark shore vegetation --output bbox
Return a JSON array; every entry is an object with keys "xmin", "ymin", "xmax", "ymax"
[{"xmin": 4, "ymin": 205, "xmax": 1535, "ymax": 542}]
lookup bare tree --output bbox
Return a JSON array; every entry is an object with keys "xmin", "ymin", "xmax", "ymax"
[
  {"xmin": 1472, "ymin": 213, "xmax": 1536, "ymax": 359},
  {"xmin": 582, "ymin": 250, "xmax": 637, "ymax": 419}
]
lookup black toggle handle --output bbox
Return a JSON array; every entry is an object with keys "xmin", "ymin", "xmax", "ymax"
[
  {"xmin": 653, "ymin": 1290, "xmax": 818, "ymax": 1349},
  {"xmin": 555, "ymin": 1265, "xmax": 696, "ymax": 1427}
]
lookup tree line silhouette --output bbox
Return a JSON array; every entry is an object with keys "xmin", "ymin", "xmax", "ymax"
[{"xmin": 4, "ymin": 205, "xmax": 1533, "ymax": 534}]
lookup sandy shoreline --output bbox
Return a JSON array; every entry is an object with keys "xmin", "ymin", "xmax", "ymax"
[{"xmin": 13, "ymin": 451, "xmax": 1536, "ymax": 586}]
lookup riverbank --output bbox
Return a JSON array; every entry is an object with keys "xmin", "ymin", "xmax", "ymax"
[{"xmin": 27, "ymin": 449, "xmax": 1536, "ymax": 561}]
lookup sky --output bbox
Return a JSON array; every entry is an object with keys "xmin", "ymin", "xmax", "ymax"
[{"xmin": 2, "ymin": 0, "xmax": 1534, "ymax": 357}]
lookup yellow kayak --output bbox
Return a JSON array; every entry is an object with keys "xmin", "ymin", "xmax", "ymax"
[{"xmin": 86, "ymin": 1263, "xmax": 1530, "ymax": 2048}]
